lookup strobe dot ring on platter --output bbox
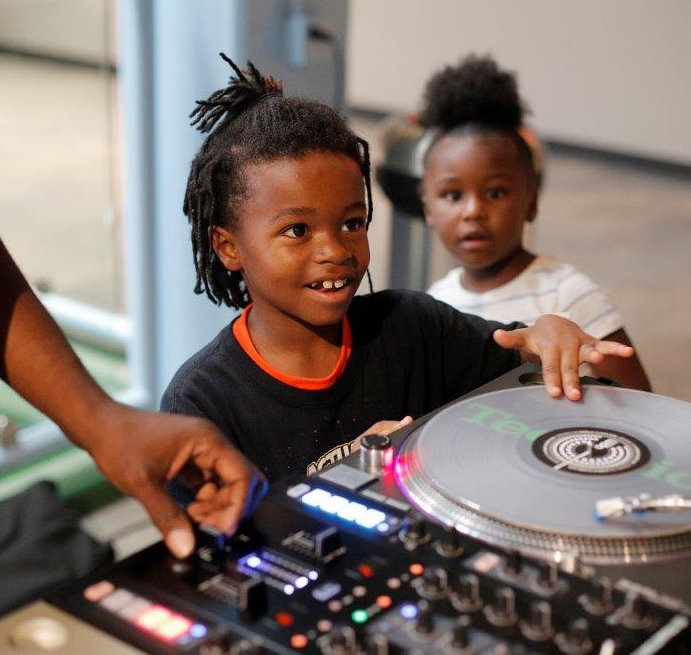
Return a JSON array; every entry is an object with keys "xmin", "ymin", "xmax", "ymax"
[{"xmin": 394, "ymin": 385, "xmax": 691, "ymax": 564}]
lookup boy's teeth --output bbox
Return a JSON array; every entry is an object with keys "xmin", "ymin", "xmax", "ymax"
[
  {"xmin": 334, "ymin": 279, "xmax": 346, "ymax": 289},
  {"xmin": 322, "ymin": 280, "xmax": 334, "ymax": 289}
]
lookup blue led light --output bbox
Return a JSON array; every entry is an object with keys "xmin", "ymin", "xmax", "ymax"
[
  {"xmin": 337, "ymin": 501, "xmax": 367, "ymax": 522},
  {"xmin": 189, "ymin": 624, "xmax": 207, "ymax": 639},
  {"xmin": 376, "ymin": 522, "xmax": 390, "ymax": 533},
  {"xmin": 301, "ymin": 488, "xmax": 331, "ymax": 507},
  {"xmin": 245, "ymin": 554, "xmax": 261, "ymax": 568},
  {"xmin": 400, "ymin": 603, "xmax": 418, "ymax": 620},
  {"xmin": 356, "ymin": 508, "xmax": 386, "ymax": 529},
  {"xmin": 308, "ymin": 570, "xmax": 319, "ymax": 581},
  {"xmin": 320, "ymin": 494, "xmax": 349, "ymax": 514},
  {"xmin": 283, "ymin": 584, "xmax": 295, "ymax": 595},
  {"xmin": 295, "ymin": 576, "xmax": 309, "ymax": 589}
]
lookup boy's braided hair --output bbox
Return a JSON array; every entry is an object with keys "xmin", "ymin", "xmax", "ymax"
[
  {"xmin": 184, "ymin": 54, "xmax": 373, "ymax": 308},
  {"xmin": 420, "ymin": 54, "xmax": 535, "ymax": 172}
]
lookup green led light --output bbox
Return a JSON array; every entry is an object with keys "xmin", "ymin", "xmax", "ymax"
[{"xmin": 351, "ymin": 609, "xmax": 369, "ymax": 624}]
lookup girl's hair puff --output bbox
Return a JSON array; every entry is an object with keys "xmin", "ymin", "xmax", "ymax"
[{"xmin": 184, "ymin": 54, "xmax": 373, "ymax": 308}]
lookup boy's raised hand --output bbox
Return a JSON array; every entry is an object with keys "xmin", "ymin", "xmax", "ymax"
[{"xmin": 493, "ymin": 314, "xmax": 635, "ymax": 401}]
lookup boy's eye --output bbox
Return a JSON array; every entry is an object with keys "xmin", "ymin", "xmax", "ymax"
[
  {"xmin": 343, "ymin": 217, "xmax": 365, "ymax": 232},
  {"xmin": 486, "ymin": 187, "xmax": 507, "ymax": 200},
  {"xmin": 442, "ymin": 189, "xmax": 461, "ymax": 202},
  {"xmin": 284, "ymin": 223, "xmax": 308, "ymax": 238}
]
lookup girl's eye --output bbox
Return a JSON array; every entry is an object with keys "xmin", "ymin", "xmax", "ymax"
[
  {"xmin": 442, "ymin": 189, "xmax": 461, "ymax": 202},
  {"xmin": 284, "ymin": 223, "xmax": 308, "ymax": 238},
  {"xmin": 486, "ymin": 187, "xmax": 507, "ymax": 200},
  {"xmin": 343, "ymin": 218, "xmax": 365, "ymax": 232}
]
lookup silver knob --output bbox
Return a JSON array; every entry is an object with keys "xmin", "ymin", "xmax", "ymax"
[{"xmin": 359, "ymin": 433, "xmax": 393, "ymax": 473}]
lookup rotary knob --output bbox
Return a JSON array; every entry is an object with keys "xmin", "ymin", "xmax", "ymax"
[
  {"xmin": 415, "ymin": 600, "xmax": 434, "ymax": 634},
  {"xmin": 359, "ymin": 433, "xmax": 394, "ymax": 473},
  {"xmin": 556, "ymin": 619, "xmax": 592, "ymax": 655},
  {"xmin": 416, "ymin": 567, "xmax": 448, "ymax": 600},
  {"xmin": 484, "ymin": 587, "xmax": 517, "ymax": 627},
  {"xmin": 536, "ymin": 561, "xmax": 559, "ymax": 591},
  {"xmin": 450, "ymin": 573, "xmax": 482, "ymax": 613},
  {"xmin": 323, "ymin": 626, "xmax": 357, "ymax": 655},
  {"xmin": 451, "ymin": 615, "xmax": 472, "ymax": 649},
  {"xmin": 579, "ymin": 577, "xmax": 614, "ymax": 616},
  {"xmin": 399, "ymin": 511, "xmax": 430, "ymax": 546},
  {"xmin": 435, "ymin": 526, "xmax": 463, "ymax": 558},
  {"xmin": 503, "ymin": 550, "xmax": 522, "ymax": 577},
  {"xmin": 622, "ymin": 591, "xmax": 652, "ymax": 629},
  {"xmin": 366, "ymin": 633, "xmax": 389, "ymax": 655},
  {"xmin": 520, "ymin": 600, "xmax": 553, "ymax": 642}
]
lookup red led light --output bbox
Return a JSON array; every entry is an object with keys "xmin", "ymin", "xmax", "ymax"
[
  {"xmin": 376, "ymin": 595, "xmax": 392, "ymax": 609},
  {"xmin": 358, "ymin": 564, "xmax": 374, "ymax": 578},
  {"xmin": 409, "ymin": 563, "xmax": 424, "ymax": 576},
  {"xmin": 154, "ymin": 616, "xmax": 192, "ymax": 642},
  {"xmin": 83, "ymin": 581, "xmax": 114, "ymax": 602},
  {"xmin": 275, "ymin": 611, "xmax": 294, "ymax": 627},
  {"xmin": 290, "ymin": 633, "xmax": 308, "ymax": 649},
  {"xmin": 135, "ymin": 605, "xmax": 171, "ymax": 631}
]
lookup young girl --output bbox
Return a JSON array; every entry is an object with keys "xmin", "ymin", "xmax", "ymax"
[
  {"xmin": 162, "ymin": 56, "xmax": 634, "ymax": 486},
  {"xmin": 422, "ymin": 55, "xmax": 650, "ymax": 391}
]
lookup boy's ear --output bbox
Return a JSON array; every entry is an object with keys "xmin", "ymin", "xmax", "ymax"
[
  {"xmin": 211, "ymin": 225, "xmax": 242, "ymax": 271},
  {"xmin": 419, "ymin": 183, "xmax": 434, "ymax": 226},
  {"xmin": 526, "ymin": 191, "xmax": 539, "ymax": 223}
]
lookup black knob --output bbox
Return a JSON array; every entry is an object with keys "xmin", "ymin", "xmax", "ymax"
[
  {"xmin": 485, "ymin": 587, "xmax": 517, "ymax": 627},
  {"xmin": 504, "ymin": 550, "xmax": 522, "ymax": 576},
  {"xmin": 568, "ymin": 618, "xmax": 590, "ymax": 644},
  {"xmin": 451, "ymin": 573, "xmax": 481, "ymax": 612},
  {"xmin": 422, "ymin": 568, "xmax": 448, "ymax": 596},
  {"xmin": 314, "ymin": 527, "xmax": 342, "ymax": 559},
  {"xmin": 326, "ymin": 627, "xmax": 356, "ymax": 654},
  {"xmin": 536, "ymin": 561, "xmax": 558, "ymax": 590},
  {"xmin": 167, "ymin": 555, "xmax": 194, "ymax": 575},
  {"xmin": 622, "ymin": 591, "xmax": 651, "ymax": 629},
  {"xmin": 581, "ymin": 576, "xmax": 614, "ymax": 616},
  {"xmin": 451, "ymin": 615, "xmax": 472, "ymax": 648},
  {"xmin": 415, "ymin": 600, "xmax": 434, "ymax": 634},
  {"xmin": 367, "ymin": 633, "xmax": 388, "ymax": 655},
  {"xmin": 436, "ymin": 526, "xmax": 463, "ymax": 557},
  {"xmin": 400, "ymin": 511, "xmax": 429, "ymax": 545},
  {"xmin": 521, "ymin": 600, "xmax": 553, "ymax": 641}
]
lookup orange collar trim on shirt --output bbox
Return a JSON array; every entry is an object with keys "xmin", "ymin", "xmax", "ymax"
[{"xmin": 232, "ymin": 304, "xmax": 352, "ymax": 390}]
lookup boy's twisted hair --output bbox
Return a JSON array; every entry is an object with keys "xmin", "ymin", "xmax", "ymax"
[{"xmin": 184, "ymin": 54, "xmax": 373, "ymax": 308}]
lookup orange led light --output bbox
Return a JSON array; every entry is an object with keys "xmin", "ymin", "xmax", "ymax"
[
  {"xmin": 409, "ymin": 563, "xmax": 424, "ymax": 576},
  {"xmin": 154, "ymin": 616, "xmax": 192, "ymax": 642},
  {"xmin": 275, "ymin": 612, "xmax": 294, "ymax": 627},
  {"xmin": 376, "ymin": 595, "xmax": 392, "ymax": 609},
  {"xmin": 358, "ymin": 564, "xmax": 374, "ymax": 578},
  {"xmin": 290, "ymin": 633, "xmax": 308, "ymax": 649},
  {"xmin": 135, "ymin": 606, "xmax": 171, "ymax": 630}
]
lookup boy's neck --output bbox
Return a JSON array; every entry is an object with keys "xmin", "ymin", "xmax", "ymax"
[
  {"xmin": 461, "ymin": 248, "xmax": 536, "ymax": 293},
  {"xmin": 246, "ymin": 304, "xmax": 344, "ymax": 379}
]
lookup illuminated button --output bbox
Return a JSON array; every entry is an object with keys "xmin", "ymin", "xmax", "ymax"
[
  {"xmin": 136, "ymin": 606, "xmax": 172, "ymax": 631},
  {"xmin": 352, "ymin": 586, "xmax": 366, "ymax": 598},
  {"xmin": 356, "ymin": 508, "xmax": 386, "ymax": 529},
  {"xmin": 387, "ymin": 578, "xmax": 401, "ymax": 590},
  {"xmin": 377, "ymin": 522, "xmax": 390, "ymax": 532},
  {"xmin": 317, "ymin": 619, "xmax": 333, "ymax": 632},
  {"xmin": 189, "ymin": 624, "xmax": 207, "ymax": 639},
  {"xmin": 286, "ymin": 482, "xmax": 311, "ymax": 498},
  {"xmin": 84, "ymin": 581, "xmax": 115, "ymax": 602},
  {"xmin": 328, "ymin": 600, "xmax": 342, "ymax": 612},
  {"xmin": 409, "ymin": 563, "xmax": 424, "ymax": 576},
  {"xmin": 275, "ymin": 612, "xmax": 294, "ymax": 627},
  {"xmin": 337, "ymin": 501, "xmax": 368, "ymax": 522},
  {"xmin": 400, "ymin": 603, "xmax": 418, "ymax": 620},
  {"xmin": 245, "ymin": 554, "xmax": 261, "ymax": 568},
  {"xmin": 358, "ymin": 564, "xmax": 374, "ymax": 578},
  {"xmin": 320, "ymin": 495, "xmax": 350, "ymax": 515},
  {"xmin": 301, "ymin": 488, "xmax": 331, "ymax": 507},
  {"xmin": 376, "ymin": 595, "xmax": 392, "ymax": 609},
  {"xmin": 283, "ymin": 584, "xmax": 295, "ymax": 595},
  {"xmin": 312, "ymin": 581, "xmax": 341, "ymax": 602},
  {"xmin": 351, "ymin": 609, "xmax": 369, "ymax": 624},
  {"xmin": 290, "ymin": 633, "xmax": 308, "ymax": 649},
  {"xmin": 154, "ymin": 616, "xmax": 192, "ymax": 642},
  {"xmin": 295, "ymin": 576, "xmax": 309, "ymax": 589},
  {"xmin": 117, "ymin": 598, "xmax": 151, "ymax": 621},
  {"xmin": 100, "ymin": 588, "xmax": 135, "ymax": 612},
  {"xmin": 308, "ymin": 570, "xmax": 319, "ymax": 581}
]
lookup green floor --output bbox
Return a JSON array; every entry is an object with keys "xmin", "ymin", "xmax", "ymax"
[{"xmin": 0, "ymin": 339, "xmax": 129, "ymax": 508}]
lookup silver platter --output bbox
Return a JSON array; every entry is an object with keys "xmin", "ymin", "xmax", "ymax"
[{"xmin": 395, "ymin": 385, "xmax": 691, "ymax": 564}]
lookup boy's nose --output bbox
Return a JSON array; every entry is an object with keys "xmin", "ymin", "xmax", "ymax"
[
  {"xmin": 460, "ymin": 195, "xmax": 485, "ymax": 221},
  {"xmin": 315, "ymin": 235, "xmax": 353, "ymax": 264}
]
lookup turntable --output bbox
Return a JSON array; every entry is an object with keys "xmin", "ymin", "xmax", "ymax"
[{"xmin": 326, "ymin": 364, "xmax": 691, "ymax": 609}]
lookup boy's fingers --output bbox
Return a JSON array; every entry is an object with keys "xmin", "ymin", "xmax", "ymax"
[
  {"xmin": 595, "ymin": 341, "xmax": 635, "ymax": 358},
  {"xmin": 493, "ymin": 328, "xmax": 525, "ymax": 350},
  {"xmin": 539, "ymin": 347, "xmax": 563, "ymax": 397},
  {"xmin": 560, "ymin": 348, "xmax": 582, "ymax": 401},
  {"xmin": 398, "ymin": 416, "xmax": 413, "ymax": 427}
]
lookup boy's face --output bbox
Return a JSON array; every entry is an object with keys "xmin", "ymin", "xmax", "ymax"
[
  {"xmin": 214, "ymin": 151, "xmax": 370, "ymax": 327},
  {"xmin": 422, "ymin": 133, "xmax": 537, "ymax": 274}
]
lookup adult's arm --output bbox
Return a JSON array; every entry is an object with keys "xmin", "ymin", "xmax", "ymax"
[{"xmin": 0, "ymin": 238, "xmax": 265, "ymax": 558}]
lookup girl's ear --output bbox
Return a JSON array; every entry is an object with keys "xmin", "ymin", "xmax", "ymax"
[{"xmin": 211, "ymin": 225, "xmax": 242, "ymax": 271}]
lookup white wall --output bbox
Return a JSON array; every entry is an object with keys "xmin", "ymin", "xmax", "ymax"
[{"xmin": 347, "ymin": 0, "xmax": 691, "ymax": 165}]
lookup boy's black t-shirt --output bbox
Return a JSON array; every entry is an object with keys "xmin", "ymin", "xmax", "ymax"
[{"xmin": 161, "ymin": 289, "xmax": 522, "ymax": 482}]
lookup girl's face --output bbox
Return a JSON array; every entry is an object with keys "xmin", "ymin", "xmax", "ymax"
[
  {"xmin": 422, "ymin": 133, "xmax": 537, "ymax": 276},
  {"xmin": 213, "ymin": 151, "xmax": 370, "ymax": 327}
]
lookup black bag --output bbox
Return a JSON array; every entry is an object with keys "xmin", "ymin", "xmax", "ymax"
[{"xmin": 0, "ymin": 481, "xmax": 113, "ymax": 615}]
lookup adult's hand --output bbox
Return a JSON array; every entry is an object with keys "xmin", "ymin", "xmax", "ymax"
[{"xmin": 83, "ymin": 403, "xmax": 267, "ymax": 559}]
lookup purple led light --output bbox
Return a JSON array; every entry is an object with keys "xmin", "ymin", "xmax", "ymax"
[{"xmin": 400, "ymin": 603, "xmax": 418, "ymax": 620}]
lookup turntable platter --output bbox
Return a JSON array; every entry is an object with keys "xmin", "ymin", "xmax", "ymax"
[{"xmin": 395, "ymin": 385, "xmax": 691, "ymax": 564}]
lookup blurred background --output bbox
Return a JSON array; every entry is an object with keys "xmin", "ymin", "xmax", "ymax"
[{"xmin": 0, "ymin": 0, "xmax": 689, "ymax": 554}]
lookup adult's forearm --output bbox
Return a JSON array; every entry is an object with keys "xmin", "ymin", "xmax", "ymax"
[{"xmin": 0, "ymin": 239, "xmax": 112, "ymax": 448}]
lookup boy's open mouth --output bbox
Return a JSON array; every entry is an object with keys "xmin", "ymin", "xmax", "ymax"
[{"xmin": 305, "ymin": 278, "xmax": 351, "ymax": 292}]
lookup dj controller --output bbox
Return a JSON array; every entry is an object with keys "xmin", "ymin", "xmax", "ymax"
[{"xmin": 4, "ymin": 365, "xmax": 691, "ymax": 654}]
